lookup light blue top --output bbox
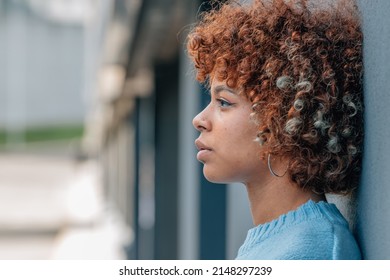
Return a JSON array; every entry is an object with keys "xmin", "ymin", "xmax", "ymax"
[{"xmin": 236, "ymin": 200, "xmax": 361, "ymax": 260}]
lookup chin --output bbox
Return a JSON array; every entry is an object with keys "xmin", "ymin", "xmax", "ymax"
[{"xmin": 203, "ymin": 170, "xmax": 233, "ymax": 184}]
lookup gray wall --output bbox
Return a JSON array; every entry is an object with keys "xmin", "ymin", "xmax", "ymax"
[
  {"xmin": 226, "ymin": 183, "xmax": 252, "ymax": 259},
  {"xmin": 0, "ymin": 3, "xmax": 86, "ymax": 130},
  {"xmin": 356, "ymin": 0, "xmax": 390, "ymax": 260}
]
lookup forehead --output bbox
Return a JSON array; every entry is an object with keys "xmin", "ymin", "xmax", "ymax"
[
  {"xmin": 210, "ymin": 77, "xmax": 226, "ymax": 88},
  {"xmin": 210, "ymin": 77, "xmax": 241, "ymax": 95}
]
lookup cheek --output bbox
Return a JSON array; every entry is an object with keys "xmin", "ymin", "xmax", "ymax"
[
  {"xmin": 234, "ymin": 124, "xmax": 263, "ymax": 164},
  {"xmin": 230, "ymin": 120, "xmax": 259, "ymax": 148}
]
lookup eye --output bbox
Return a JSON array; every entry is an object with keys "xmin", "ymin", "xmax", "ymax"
[{"xmin": 216, "ymin": 98, "xmax": 232, "ymax": 108}]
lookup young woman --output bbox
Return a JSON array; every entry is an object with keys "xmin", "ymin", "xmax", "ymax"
[{"xmin": 187, "ymin": 0, "xmax": 363, "ymax": 259}]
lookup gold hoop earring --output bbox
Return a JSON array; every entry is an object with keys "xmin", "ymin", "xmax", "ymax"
[{"xmin": 267, "ymin": 154, "xmax": 288, "ymax": 177}]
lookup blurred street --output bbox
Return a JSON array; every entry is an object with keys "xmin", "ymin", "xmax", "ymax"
[{"xmin": 0, "ymin": 145, "xmax": 131, "ymax": 259}]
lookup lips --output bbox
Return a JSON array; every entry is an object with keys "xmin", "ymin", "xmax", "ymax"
[
  {"xmin": 195, "ymin": 139, "xmax": 212, "ymax": 162},
  {"xmin": 195, "ymin": 139, "xmax": 212, "ymax": 151}
]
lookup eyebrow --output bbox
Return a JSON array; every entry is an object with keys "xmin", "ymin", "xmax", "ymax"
[{"xmin": 212, "ymin": 85, "xmax": 237, "ymax": 95}]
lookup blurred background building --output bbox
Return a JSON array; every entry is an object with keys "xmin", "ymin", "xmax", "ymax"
[
  {"xmin": 0, "ymin": 0, "xmax": 389, "ymax": 260},
  {"xmin": 0, "ymin": 0, "xmax": 252, "ymax": 260}
]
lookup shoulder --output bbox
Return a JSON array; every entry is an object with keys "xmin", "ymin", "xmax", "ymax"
[
  {"xmin": 277, "ymin": 218, "xmax": 361, "ymax": 259},
  {"xmin": 236, "ymin": 201, "xmax": 361, "ymax": 260}
]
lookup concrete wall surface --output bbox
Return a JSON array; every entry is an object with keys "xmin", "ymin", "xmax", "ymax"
[
  {"xmin": 356, "ymin": 0, "xmax": 390, "ymax": 260},
  {"xmin": 0, "ymin": 3, "xmax": 85, "ymax": 130}
]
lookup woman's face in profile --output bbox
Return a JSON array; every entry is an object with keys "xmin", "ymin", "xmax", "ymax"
[{"xmin": 193, "ymin": 78, "xmax": 265, "ymax": 184}]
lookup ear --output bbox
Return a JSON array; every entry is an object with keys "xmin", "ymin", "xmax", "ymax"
[{"xmin": 255, "ymin": 126, "xmax": 270, "ymax": 146}]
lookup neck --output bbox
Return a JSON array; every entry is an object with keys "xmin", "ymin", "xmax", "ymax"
[{"xmin": 245, "ymin": 175, "xmax": 326, "ymax": 226}]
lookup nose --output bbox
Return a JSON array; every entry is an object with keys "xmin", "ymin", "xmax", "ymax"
[{"xmin": 193, "ymin": 107, "xmax": 210, "ymax": 132}]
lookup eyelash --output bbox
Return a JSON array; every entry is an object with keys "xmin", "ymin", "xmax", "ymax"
[{"xmin": 216, "ymin": 98, "xmax": 232, "ymax": 108}]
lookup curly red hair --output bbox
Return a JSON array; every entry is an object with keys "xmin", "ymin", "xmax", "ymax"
[{"xmin": 187, "ymin": 0, "xmax": 363, "ymax": 194}]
